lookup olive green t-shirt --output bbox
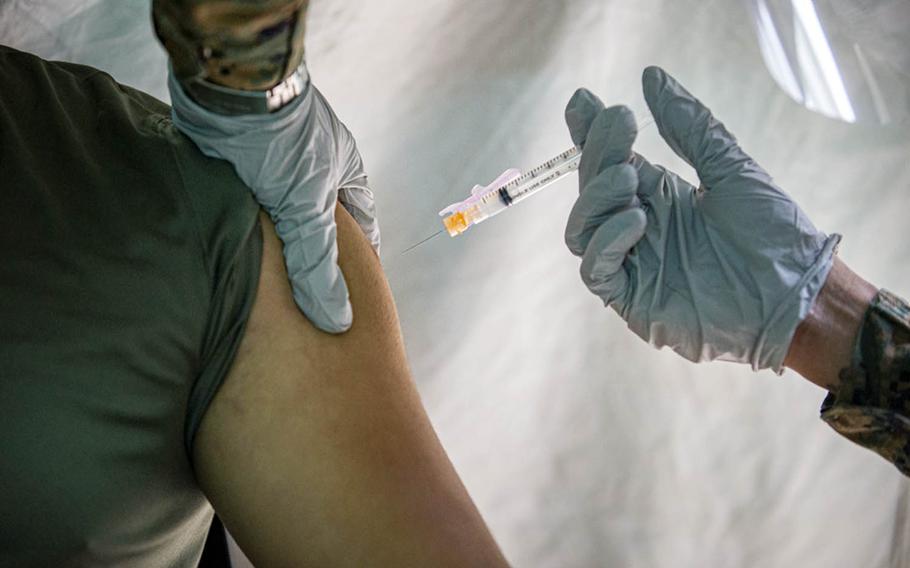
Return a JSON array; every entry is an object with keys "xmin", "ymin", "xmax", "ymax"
[{"xmin": 0, "ymin": 46, "xmax": 262, "ymax": 566}]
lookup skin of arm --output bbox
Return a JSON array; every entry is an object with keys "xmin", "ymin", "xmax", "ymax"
[
  {"xmin": 784, "ymin": 257, "xmax": 878, "ymax": 391},
  {"xmin": 192, "ymin": 206, "xmax": 510, "ymax": 567}
]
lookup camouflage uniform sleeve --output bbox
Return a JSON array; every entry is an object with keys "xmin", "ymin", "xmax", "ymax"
[
  {"xmin": 152, "ymin": 0, "xmax": 308, "ymax": 90},
  {"xmin": 820, "ymin": 289, "xmax": 910, "ymax": 476}
]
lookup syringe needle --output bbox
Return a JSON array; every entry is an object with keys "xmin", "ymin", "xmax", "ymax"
[{"xmin": 400, "ymin": 229, "xmax": 444, "ymax": 255}]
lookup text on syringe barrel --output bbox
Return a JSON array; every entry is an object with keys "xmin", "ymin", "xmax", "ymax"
[{"xmin": 501, "ymin": 146, "xmax": 582, "ymax": 205}]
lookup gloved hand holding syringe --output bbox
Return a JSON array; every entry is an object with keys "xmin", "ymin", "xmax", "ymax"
[
  {"xmin": 438, "ymin": 118, "xmax": 652, "ymax": 238},
  {"xmin": 438, "ymin": 66, "xmax": 844, "ymax": 377}
]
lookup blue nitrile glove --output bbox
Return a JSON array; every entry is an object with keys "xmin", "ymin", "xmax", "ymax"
[
  {"xmin": 564, "ymin": 67, "xmax": 840, "ymax": 372},
  {"xmin": 168, "ymin": 68, "xmax": 379, "ymax": 333}
]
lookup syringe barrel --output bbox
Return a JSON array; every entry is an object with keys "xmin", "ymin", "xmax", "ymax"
[
  {"xmin": 440, "ymin": 145, "xmax": 582, "ymax": 237},
  {"xmin": 465, "ymin": 193, "xmax": 510, "ymax": 225},
  {"xmin": 504, "ymin": 147, "xmax": 581, "ymax": 206}
]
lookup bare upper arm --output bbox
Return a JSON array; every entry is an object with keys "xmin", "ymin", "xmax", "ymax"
[{"xmin": 192, "ymin": 206, "xmax": 508, "ymax": 567}]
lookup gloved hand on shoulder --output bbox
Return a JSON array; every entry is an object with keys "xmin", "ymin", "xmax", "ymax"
[{"xmin": 167, "ymin": 67, "xmax": 379, "ymax": 334}]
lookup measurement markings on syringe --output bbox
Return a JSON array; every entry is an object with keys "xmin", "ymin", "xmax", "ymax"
[
  {"xmin": 440, "ymin": 145, "xmax": 583, "ymax": 237},
  {"xmin": 510, "ymin": 169, "xmax": 569, "ymax": 201},
  {"xmin": 479, "ymin": 148, "xmax": 580, "ymax": 208}
]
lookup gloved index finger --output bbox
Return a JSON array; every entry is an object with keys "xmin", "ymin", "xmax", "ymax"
[{"xmin": 578, "ymin": 105, "xmax": 638, "ymax": 189}]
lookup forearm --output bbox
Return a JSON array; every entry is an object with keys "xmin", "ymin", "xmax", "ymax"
[
  {"xmin": 786, "ymin": 257, "xmax": 910, "ymax": 476},
  {"xmin": 784, "ymin": 257, "xmax": 877, "ymax": 391},
  {"xmin": 152, "ymin": 0, "xmax": 309, "ymax": 90}
]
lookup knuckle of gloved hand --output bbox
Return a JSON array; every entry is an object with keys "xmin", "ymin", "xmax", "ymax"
[
  {"xmin": 582, "ymin": 246, "xmax": 618, "ymax": 285},
  {"xmin": 606, "ymin": 208, "xmax": 647, "ymax": 244},
  {"xmin": 565, "ymin": 227, "xmax": 581, "ymax": 256},
  {"xmin": 605, "ymin": 162, "xmax": 637, "ymax": 186},
  {"xmin": 566, "ymin": 88, "xmax": 604, "ymax": 142},
  {"xmin": 565, "ymin": 228, "xmax": 590, "ymax": 257},
  {"xmin": 565, "ymin": 201, "xmax": 595, "ymax": 256},
  {"xmin": 588, "ymin": 273, "xmax": 626, "ymax": 307},
  {"xmin": 580, "ymin": 261, "xmax": 605, "ymax": 293},
  {"xmin": 602, "ymin": 105, "xmax": 637, "ymax": 143},
  {"xmin": 585, "ymin": 165, "xmax": 637, "ymax": 205},
  {"xmin": 601, "ymin": 104, "xmax": 634, "ymax": 124},
  {"xmin": 567, "ymin": 209, "xmax": 615, "ymax": 259}
]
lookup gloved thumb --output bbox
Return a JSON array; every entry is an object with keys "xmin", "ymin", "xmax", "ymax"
[{"xmin": 641, "ymin": 66, "xmax": 753, "ymax": 190}]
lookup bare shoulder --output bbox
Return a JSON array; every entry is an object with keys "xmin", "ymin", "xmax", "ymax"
[{"xmin": 192, "ymin": 206, "xmax": 508, "ymax": 567}]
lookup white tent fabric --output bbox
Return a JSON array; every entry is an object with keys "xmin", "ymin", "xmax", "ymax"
[{"xmin": 2, "ymin": 1, "xmax": 909, "ymax": 566}]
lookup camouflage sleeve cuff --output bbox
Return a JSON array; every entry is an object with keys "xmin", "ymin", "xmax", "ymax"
[
  {"xmin": 820, "ymin": 289, "xmax": 910, "ymax": 476},
  {"xmin": 152, "ymin": 0, "xmax": 308, "ymax": 91}
]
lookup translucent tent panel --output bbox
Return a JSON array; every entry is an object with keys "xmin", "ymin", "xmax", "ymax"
[
  {"xmin": 746, "ymin": 0, "xmax": 910, "ymax": 124},
  {"xmin": 2, "ymin": 1, "xmax": 909, "ymax": 566}
]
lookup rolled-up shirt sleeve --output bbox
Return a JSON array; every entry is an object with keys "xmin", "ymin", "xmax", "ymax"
[{"xmin": 820, "ymin": 289, "xmax": 910, "ymax": 477}]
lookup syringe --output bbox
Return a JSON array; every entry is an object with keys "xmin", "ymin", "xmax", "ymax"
[{"xmin": 439, "ymin": 145, "xmax": 582, "ymax": 237}]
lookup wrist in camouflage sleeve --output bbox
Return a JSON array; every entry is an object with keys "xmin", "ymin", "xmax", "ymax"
[
  {"xmin": 152, "ymin": 0, "xmax": 308, "ymax": 91},
  {"xmin": 820, "ymin": 289, "xmax": 910, "ymax": 476}
]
